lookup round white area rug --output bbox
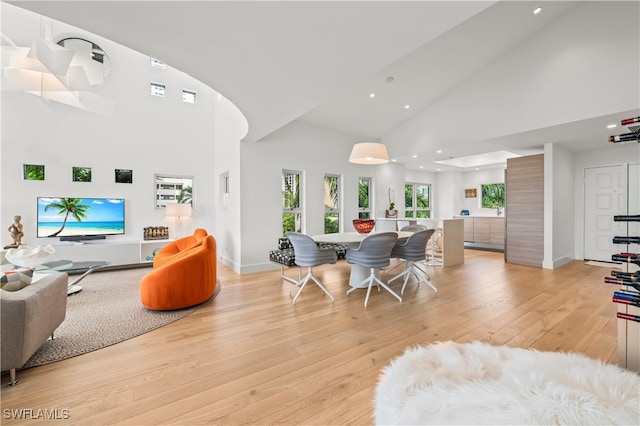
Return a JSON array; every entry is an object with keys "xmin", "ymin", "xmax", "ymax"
[{"xmin": 374, "ymin": 341, "xmax": 639, "ymax": 425}]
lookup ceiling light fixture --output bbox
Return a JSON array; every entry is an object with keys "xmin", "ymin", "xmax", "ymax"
[
  {"xmin": 607, "ymin": 124, "xmax": 617, "ymax": 129},
  {"xmin": 404, "ymin": 104, "xmax": 411, "ymax": 109},
  {"xmin": 436, "ymin": 150, "xmax": 442, "ymax": 154},
  {"xmin": 369, "ymin": 93, "xmax": 375, "ymax": 98},
  {"xmin": 412, "ymin": 154, "xmax": 418, "ymax": 158},
  {"xmin": 1, "ymin": 33, "xmax": 114, "ymax": 115},
  {"xmin": 533, "ymin": 6, "xmax": 542, "ymax": 14},
  {"xmin": 348, "ymin": 142, "xmax": 389, "ymax": 165}
]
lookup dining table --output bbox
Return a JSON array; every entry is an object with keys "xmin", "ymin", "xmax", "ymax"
[{"xmin": 311, "ymin": 230, "xmax": 413, "ymax": 288}]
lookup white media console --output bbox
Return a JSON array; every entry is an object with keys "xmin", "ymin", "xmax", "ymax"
[{"xmin": 31, "ymin": 239, "xmax": 172, "ymax": 268}]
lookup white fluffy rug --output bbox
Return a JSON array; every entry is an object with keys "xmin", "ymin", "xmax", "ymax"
[{"xmin": 374, "ymin": 341, "xmax": 639, "ymax": 425}]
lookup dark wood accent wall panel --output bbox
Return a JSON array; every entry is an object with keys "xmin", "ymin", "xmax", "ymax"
[{"xmin": 505, "ymin": 154, "xmax": 544, "ymax": 267}]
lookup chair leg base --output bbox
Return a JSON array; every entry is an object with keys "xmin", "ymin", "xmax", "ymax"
[
  {"xmin": 348, "ymin": 269, "xmax": 402, "ymax": 307},
  {"xmin": 281, "ymin": 265, "xmax": 301, "ymax": 285},
  {"xmin": 389, "ymin": 262, "xmax": 437, "ymax": 295},
  {"xmin": 292, "ymin": 268, "xmax": 335, "ymax": 304}
]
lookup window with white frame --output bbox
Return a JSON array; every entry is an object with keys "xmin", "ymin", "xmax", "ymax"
[
  {"xmin": 150, "ymin": 57, "xmax": 166, "ymax": 69},
  {"xmin": 282, "ymin": 169, "xmax": 302, "ymax": 236},
  {"xmin": 150, "ymin": 82, "xmax": 165, "ymax": 97},
  {"xmin": 358, "ymin": 177, "xmax": 372, "ymax": 219},
  {"xmin": 404, "ymin": 182, "xmax": 431, "ymax": 218},
  {"xmin": 324, "ymin": 174, "xmax": 341, "ymax": 234},
  {"xmin": 182, "ymin": 89, "xmax": 197, "ymax": 104},
  {"xmin": 220, "ymin": 171, "xmax": 230, "ymax": 209},
  {"xmin": 481, "ymin": 183, "xmax": 505, "ymax": 208}
]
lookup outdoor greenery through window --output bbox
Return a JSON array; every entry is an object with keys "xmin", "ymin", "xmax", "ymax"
[
  {"xmin": 481, "ymin": 183, "xmax": 505, "ymax": 208},
  {"xmin": 282, "ymin": 170, "xmax": 302, "ymax": 236},
  {"xmin": 358, "ymin": 177, "xmax": 371, "ymax": 219},
  {"xmin": 404, "ymin": 183, "xmax": 431, "ymax": 218},
  {"xmin": 324, "ymin": 174, "xmax": 340, "ymax": 234}
]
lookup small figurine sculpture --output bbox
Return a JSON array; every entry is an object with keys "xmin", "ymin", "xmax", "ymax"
[{"xmin": 5, "ymin": 215, "xmax": 24, "ymax": 249}]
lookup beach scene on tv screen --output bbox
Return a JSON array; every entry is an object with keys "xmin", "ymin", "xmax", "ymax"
[{"xmin": 37, "ymin": 197, "xmax": 125, "ymax": 237}]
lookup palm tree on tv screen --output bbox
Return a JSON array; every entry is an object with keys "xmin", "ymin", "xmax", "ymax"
[{"xmin": 44, "ymin": 198, "xmax": 90, "ymax": 237}]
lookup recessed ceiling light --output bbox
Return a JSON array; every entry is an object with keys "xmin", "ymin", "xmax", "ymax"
[
  {"xmin": 404, "ymin": 104, "xmax": 411, "ymax": 109},
  {"xmin": 369, "ymin": 93, "xmax": 376, "ymax": 98},
  {"xmin": 412, "ymin": 154, "xmax": 418, "ymax": 158},
  {"xmin": 391, "ymin": 158, "xmax": 397, "ymax": 162},
  {"xmin": 419, "ymin": 166, "xmax": 424, "ymax": 169},
  {"xmin": 533, "ymin": 6, "xmax": 542, "ymax": 14},
  {"xmin": 475, "ymin": 168, "xmax": 480, "ymax": 171},
  {"xmin": 437, "ymin": 168, "xmax": 441, "ymax": 172},
  {"xmin": 436, "ymin": 150, "xmax": 442, "ymax": 154},
  {"xmin": 607, "ymin": 123, "xmax": 617, "ymax": 129}
]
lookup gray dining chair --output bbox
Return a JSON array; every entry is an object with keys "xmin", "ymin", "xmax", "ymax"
[
  {"xmin": 286, "ymin": 232, "xmax": 337, "ymax": 304},
  {"xmin": 388, "ymin": 229, "xmax": 437, "ymax": 294},
  {"xmin": 346, "ymin": 232, "xmax": 401, "ymax": 307},
  {"xmin": 400, "ymin": 224, "xmax": 428, "ymax": 232},
  {"xmin": 386, "ymin": 223, "xmax": 430, "ymax": 275}
]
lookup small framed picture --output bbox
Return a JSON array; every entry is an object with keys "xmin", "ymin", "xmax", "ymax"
[
  {"xmin": 115, "ymin": 169, "xmax": 133, "ymax": 184},
  {"xmin": 73, "ymin": 167, "xmax": 92, "ymax": 182},
  {"xmin": 23, "ymin": 164, "xmax": 45, "ymax": 180}
]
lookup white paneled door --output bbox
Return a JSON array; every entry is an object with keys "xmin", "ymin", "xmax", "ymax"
[{"xmin": 584, "ymin": 165, "xmax": 627, "ymax": 261}]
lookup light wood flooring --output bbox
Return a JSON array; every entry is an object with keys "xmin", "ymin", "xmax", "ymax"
[{"xmin": 1, "ymin": 249, "xmax": 619, "ymax": 425}]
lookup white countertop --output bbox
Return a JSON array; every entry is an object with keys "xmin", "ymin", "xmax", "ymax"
[{"xmin": 454, "ymin": 215, "xmax": 505, "ymax": 218}]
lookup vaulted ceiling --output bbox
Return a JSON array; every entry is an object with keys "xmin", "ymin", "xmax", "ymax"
[{"xmin": 8, "ymin": 1, "xmax": 640, "ymax": 171}]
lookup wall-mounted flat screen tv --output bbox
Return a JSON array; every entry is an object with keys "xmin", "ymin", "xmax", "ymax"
[{"xmin": 37, "ymin": 197, "xmax": 125, "ymax": 240}]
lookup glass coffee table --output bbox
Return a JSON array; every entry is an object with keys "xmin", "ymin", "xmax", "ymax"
[{"xmin": 38, "ymin": 260, "xmax": 110, "ymax": 295}]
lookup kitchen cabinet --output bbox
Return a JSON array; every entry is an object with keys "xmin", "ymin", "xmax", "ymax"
[{"xmin": 457, "ymin": 216, "xmax": 504, "ymax": 250}]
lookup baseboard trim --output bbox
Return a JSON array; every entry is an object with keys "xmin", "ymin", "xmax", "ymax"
[{"xmin": 543, "ymin": 256, "xmax": 573, "ymax": 270}]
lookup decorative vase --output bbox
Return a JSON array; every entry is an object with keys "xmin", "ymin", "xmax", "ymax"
[
  {"xmin": 353, "ymin": 219, "xmax": 376, "ymax": 235},
  {"xmin": 385, "ymin": 209, "xmax": 398, "ymax": 218}
]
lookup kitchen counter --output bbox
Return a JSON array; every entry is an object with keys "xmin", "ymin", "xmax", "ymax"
[{"xmin": 453, "ymin": 215, "xmax": 505, "ymax": 218}]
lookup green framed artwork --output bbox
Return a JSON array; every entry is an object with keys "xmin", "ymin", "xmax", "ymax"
[
  {"xmin": 23, "ymin": 164, "xmax": 45, "ymax": 180},
  {"xmin": 73, "ymin": 167, "xmax": 92, "ymax": 182}
]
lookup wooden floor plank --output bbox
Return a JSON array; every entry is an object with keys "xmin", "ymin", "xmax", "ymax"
[{"xmin": 0, "ymin": 249, "xmax": 623, "ymax": 425}]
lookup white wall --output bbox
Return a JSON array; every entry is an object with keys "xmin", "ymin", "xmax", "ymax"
[
  {"xmin": 0, "ymin": 5, "xmax": 243, "ymax": 257},
  {"xmin": 544, "ymin": 143, "xmax": 575, "ymax": 269},
  {"xmin": 213, "ymin": 96, "xmax": 247, "ymax": 272},
  {"xmin": 432, "ymin": 168, "xmax": 505, "ymax": 219},
  {"xmin": 238, "ymin": 120, "xmax": 404, "ymax": 274}
]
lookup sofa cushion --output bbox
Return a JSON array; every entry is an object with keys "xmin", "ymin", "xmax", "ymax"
[
  {"xmin": 319, "ymin": 243, "xmax": 349, "ymax": 259},
  {"xmin": 1, "ymin": 267, "xmax": 34, "ymax": 292},
  {"xmin": 270, "ymin": 239, "xmax": 349, "ymax": 266},
  {"xmin": 269, "ymin": 248, "xmax": 296, "ymax": 266},
  {"xmin": 278, "ymin": 237, "xmax": 291, "ymax": 250}
]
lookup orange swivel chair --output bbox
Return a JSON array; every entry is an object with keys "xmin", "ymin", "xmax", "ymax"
[
  {"xmin": 140, "ymin": 233, "xmax": 217, "ymax": 311},
  {"xmin": 153, "ymin": 228, "xmax": 208, "ymax": 268}
]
